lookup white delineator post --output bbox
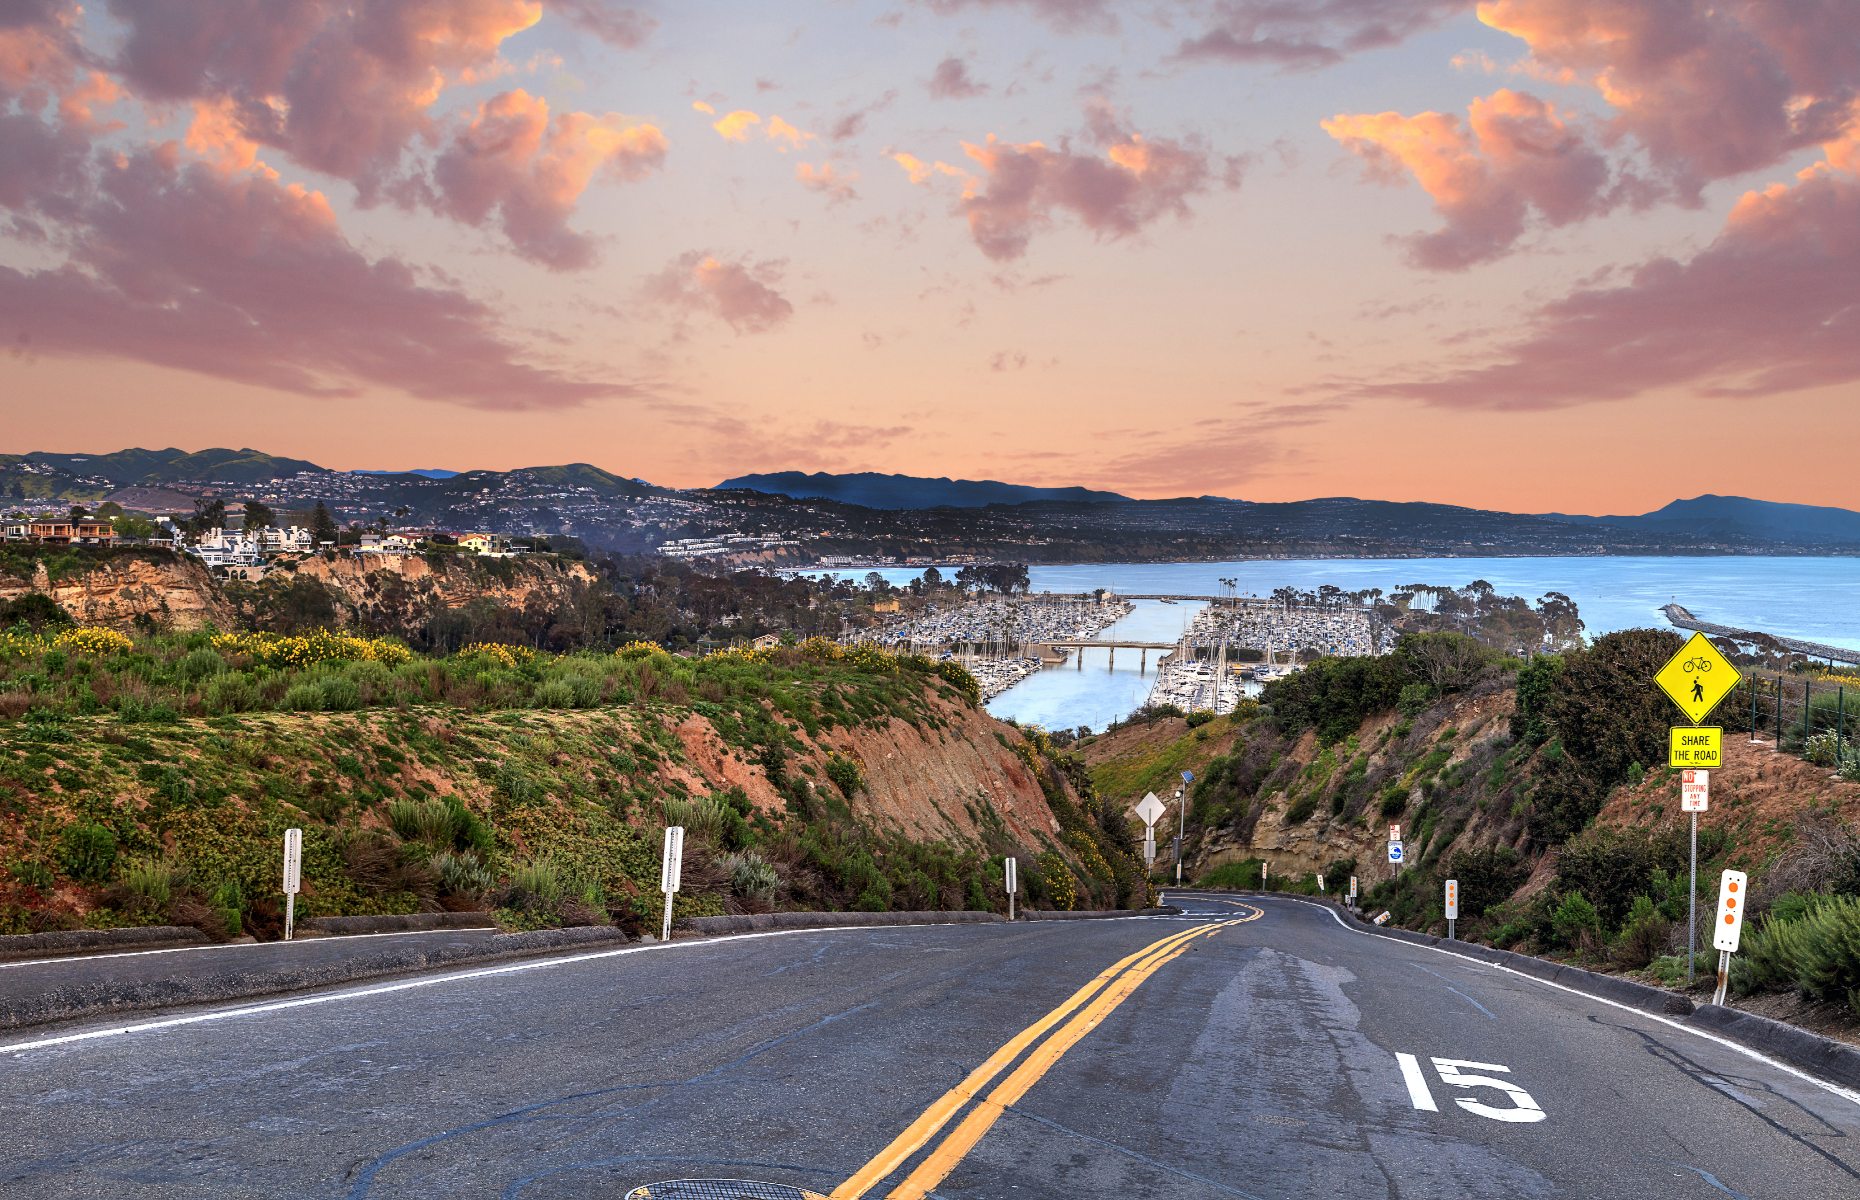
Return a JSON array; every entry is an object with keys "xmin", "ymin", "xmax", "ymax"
[
  {"xmin": 1176, "ymin": 770, "xmax": 1193, "ymax": 885},
  {"xmin": 1444, "ymin": 877, "xmax": 1459, "ymax": 941},
  {"xmin": 1682, "ymin": 769, "xmax": 1710, "ymax": 984},
  {"xmin": 1711, "ymin": 868, "xmax": 1747, "ymax": 1007},
  {"xmin": 1005, "ymin": 856, "xmax": 1017, "ymax": 922},
  {"xmin": 659, "ymin": 825, "xmax": 685, "ymax": 943},
  {"xmin": 282, "ymin": 827, "xmax": 302, "ymax": 941}
]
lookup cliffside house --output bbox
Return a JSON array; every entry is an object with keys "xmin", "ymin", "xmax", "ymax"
[{"xmin": 26, "ymin": 518, "xmax": 116, "ymax": 545}]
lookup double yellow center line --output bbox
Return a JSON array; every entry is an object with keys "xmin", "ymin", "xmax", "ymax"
[{"xmin": 831, "ymin": 908, "xmax": 1260, "ymax": 1199}]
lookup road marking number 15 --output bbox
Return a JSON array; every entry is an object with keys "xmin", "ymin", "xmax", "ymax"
[{"xmin": 1395, "ymin": 1053, "xmax": 1546, "ymax": 1123}]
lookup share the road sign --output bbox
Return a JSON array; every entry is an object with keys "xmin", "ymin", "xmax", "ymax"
[
  {"xmin": 1670, "ymin": 726, "xmax": 1722, "ymax": 769},
  {"xmin": 1656, "ymin": 632, "xmax": 1741, "ymax": 724}
]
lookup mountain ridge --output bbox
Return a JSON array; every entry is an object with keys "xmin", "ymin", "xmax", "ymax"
[{"xmin": 716, "ymin": 470, "xmax": 1131, "ymax": 510}]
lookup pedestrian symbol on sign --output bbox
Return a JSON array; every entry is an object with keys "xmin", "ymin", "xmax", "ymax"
[{"xmin": 1691, "ymin": 677, "xmax": 1705, "ymax": 704}]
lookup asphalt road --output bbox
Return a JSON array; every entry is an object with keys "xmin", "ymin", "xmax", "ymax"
[{"xmin": 3, "ymin": 893, "xmax": 1858, "ymax": 1199}]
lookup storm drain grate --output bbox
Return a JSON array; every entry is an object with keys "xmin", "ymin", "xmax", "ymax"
[{"xmin": 625, "ymin": 1181, "xmax": 823, "ymax": 1200}]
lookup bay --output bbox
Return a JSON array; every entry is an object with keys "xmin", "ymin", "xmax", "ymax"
[{"xmin": 809, "ymin": 556, "xmax": 1860, "ymax": 731}]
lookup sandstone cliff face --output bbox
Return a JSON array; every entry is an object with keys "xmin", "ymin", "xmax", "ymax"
[
  {"xmin": 281, "ymin": 553, "xmax": 596, "ymax": 615},
  {"xmin": 653, "ymin": 689, "xmax": 1066, "ymax": 848},
  {"xmin": 3, "ymin": 550, "xmax": 597, "ymax": 633},
  {"xmin": 0, "ymin": 555, "xmax": 233, "ymax": 631}
]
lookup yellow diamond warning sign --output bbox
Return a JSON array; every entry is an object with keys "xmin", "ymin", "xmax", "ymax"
[
  {"xmin": 1655, "ymin": 632, "xmax": 1741, "ymax": 724},
  {"xmin": 1669, "ymin": 726, "xmax": 1722, "ymax": 769}
]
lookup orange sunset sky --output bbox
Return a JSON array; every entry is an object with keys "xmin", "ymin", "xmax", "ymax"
[{"xmin": 2, "ymin": 1, "xmax": 1857, "ymax": 514}]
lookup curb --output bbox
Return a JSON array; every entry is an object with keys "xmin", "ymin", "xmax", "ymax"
[
  {"xmin": 0, "ymin": 925, "xmax": 630, "ymax": 1033},
  {"xmin": 1021, "ymin": 906, "xmax": 1181, "ymax": 921},
  {"xmin": 1235, "ymin": 890, "xmax": 1860, "ymax": 1090},
  {"xmin": 1689, "ymin": 1004, "xmax": 1860, "ymax": 1092},
  {"xmin": 0, "ymin": 926, "xmax": 210, "ymax": 964},
  {"xmin": 676, "ymin": 910, "xmax": 1003, "ymax": 935},
  {"xmin": 300, "ymin": 912, "xmax": 498, "ymax": 936}
]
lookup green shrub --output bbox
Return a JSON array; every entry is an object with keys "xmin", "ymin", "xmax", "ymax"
[
  {"xmin": 1199, "ymin": 859, "xmax": 1263, "ymax": 890},
  {"xmin": 503, "ymin": 856, "xmax": 563, "ymax": 910},
  {"xmin": 1734, "ymin": 895, "xmax": 1860, "ymax": 1015},
  {"xmin": 663, "ymin": 795, "xmax": 727, "ymax": 844},
  {"xmin": 204, "ymin": 673, "xmax": 259, "ymax": 714},
  {"xmin": 824, "ymin": 753, "xmax": 865, "ymax": 798},
  {"xmin": 1611, "ymin": 894, "xmax": 1671, "ymax": 969},
  {"xmin": 1444, "ymin": 845, "xmax": 1528, "ymax": 918},
  {"xmin": 1379, "ymin": 786, "xmax": 1408, "ymax": 818},
  {"xmin": 1184, "ymin": 710, "xmax": 1214, "ymax": 728},
  {"xmin": 431, "ymin": 850, "xmax": 495, "ymax": 900},
  {"xmin": 56, "ymin": 822, "xmax": 119, "ymax": 882},
  {"xmin": 388, "ymin": 798, "xmax": 455, "ymax": 845},
  {"xmin": 121, "ymin": 857, "xmax": 177, "ymax": 909},
  {"xmin": 723, "ymin": 850, "xmax": 780, "ymax": 904},
  {"xmin": 1551, "ymin": 890, "xmax": 1602, "ymax": 953},
  {"xmin": 1284, "ymin": 793, "xmax": 1319, "ymax": 824},
  {"xmin": 1397, "ymin": 682, "xmax": 1434, "ymax": 716}
]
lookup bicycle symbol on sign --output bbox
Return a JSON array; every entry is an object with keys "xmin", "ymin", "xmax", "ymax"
[{"xmin": 1682, "ymin": 657, "xmax": 1713, "ymax": 673}]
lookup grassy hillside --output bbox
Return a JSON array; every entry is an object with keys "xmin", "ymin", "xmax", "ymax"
[
  {"xmin": 1087, "ymin": 630, "xmax": 1860, "ymax": 1018},
  {"xmin": 0, "ymin": 632, "xmax": 1148, "ymax": 938}
]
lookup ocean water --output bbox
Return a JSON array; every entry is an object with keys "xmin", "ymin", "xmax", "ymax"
[{"xmin": 809, "ymin": 556, "xmax": 1860, "ymax": 731}]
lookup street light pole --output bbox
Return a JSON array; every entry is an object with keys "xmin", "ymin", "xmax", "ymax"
[{"xmin": 1174, "ymin": 787, "xmax": 1185, "ymax": 885}]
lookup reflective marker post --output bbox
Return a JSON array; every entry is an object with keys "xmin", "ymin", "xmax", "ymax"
[
  {"xmin": 659, "ymin": 825, "xmax": 685, "ymax": 942},
  {"xmin": 1444, "ymin": 877, "xmax": 1459, "ymax": 941},
  {"xmin": 1004, "ymin": 856, "xmax": 1017, "ymax": 922},
  {"xmin": 1711, "ymin": 869, "xmax": 1747, "ymax": 1007},
  {"xmin": 282, "ymin": 827, "xmax": 302, "ymax": 941}
]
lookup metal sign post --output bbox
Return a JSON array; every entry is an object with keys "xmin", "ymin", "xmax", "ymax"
[
  {"xmin": 659, "ymin": 825, "xmax": 685, "ymax": 942},
  {"xmin": 282, "ymin": 828, "xmax": 302, "ymax": 941},
  {"xmin": 1681, "ymin": 769, "xmax": 1710, "ymax": 983},
  {"xmin": 1711, "ymin": 869, "xmax": 1747, "ymax": 1006},
  {"xmin": 1004, "ymin": 856, "xmax": 1017, "ymax": 922},
  {"xmin": 1444, "ymin": 878, "xmax": 1459, "ymax": 941},
  {"xmin": 1134, "ymin": 792, "xmax": 1165, "ymax": 871}
]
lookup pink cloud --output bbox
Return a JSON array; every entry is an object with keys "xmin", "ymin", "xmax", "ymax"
[
  {"xmin": 1176, "ymin": 0, "xmax": 1471, "ymax": 69},
  {"xmin": 1332, "ymin": 1, "xmax": 1860, "ymax": 265},
  {"xmin": 0, "ymin": 149, "xmax": 622, "ymax": 408},
  {"xmin": 108, "ymin": 0, "xmax": 544, "ymax": 195},
  {"xmin": 953, "ymin": 108, "xmax": 1222, "ymax": 260},
  {"xmin": 919, "ymin": 0, "xmax": 1116, "ymax": 34},
  {"xmin": 428, "ymin": 88, "xmax": 667, "ymax": 269},
  {"xmin": 1324, "ymin": 88, "xmax": 1617, "ymax": 268},
  {"xmin": 928, "ymin": 56, "xmax": 988, "ymax": 99},
  {"xmin": 796, "ymin": 161, "xmax": 858, "ymax": 204},
  {"xmin": 1362, "ymin": 166, "xmax": 1860, "ymax": 409},
  {"xmin": 645, "ymin": 251, "xmax": 794, "ymax": 334},
  {"xmin": 540, "ymin": 0, "xmax": 656, "ymax": 49},
  {"xmin": 1479, "ymin": 0, "xmax": 1859, "ymax": 200}
]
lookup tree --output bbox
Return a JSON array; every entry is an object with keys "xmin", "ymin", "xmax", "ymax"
[
  {"xmin": 242, "ymin": 501, "xmax": 275, "ymax": 532},
  {"xmin": 189, "ymin": 496, "xmax": 226, "ymax": 536},
  {"xmin": 115, "ymin": 514, "xmax": 157, "ymax": 540},
  {"xmin": 0, "ymin": 593, "xmax": 73, "ymax": 632},
  {"xmin": 864, "ymin": 571, "xmax": 890, "ymax": 594},
  {"xmin": 919, "ymin": 565, "xmax": 944, "ymax": 590},
  {"xmin": 310, "ymin": 501, "xmax": 338, "ymax": 546}
]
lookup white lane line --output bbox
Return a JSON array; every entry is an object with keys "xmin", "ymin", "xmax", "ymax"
[
  {"xmin": 0, "ymin": 927, "xmax": 498, "ymax": 971},
  {"xmin": 1395, "ymin": 1051, "xmax": 1439, "ymax": 1111},
  {"xmin": 1274, "ymin": 895, "xmax": 1860, "ymax": 1108},
  {"xmin": 0, "ymin": 920, "xmax": 1018, "ymax": 1057}
]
